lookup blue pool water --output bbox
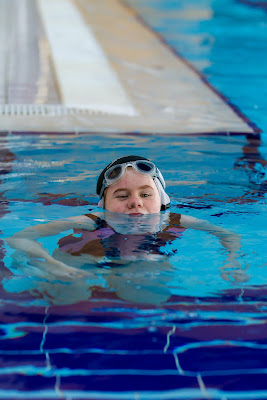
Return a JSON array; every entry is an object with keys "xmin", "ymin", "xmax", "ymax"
[
  {"xmin": 0, "ymin": 0, "xmax": 267, "ymax": 399},
  {"xmin": 1, "ymin": 133, "xmax": 266, "ymax": 398}
]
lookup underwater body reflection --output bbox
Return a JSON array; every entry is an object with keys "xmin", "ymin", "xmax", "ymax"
[{"xmin": 5, "ymin": 208, "xmax": 250, "ymax": 306}]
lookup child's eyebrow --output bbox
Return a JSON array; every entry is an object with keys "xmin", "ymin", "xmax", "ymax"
[{"xmin": 139, "ymin": 185, "xmax": 154, "ymax": 190}]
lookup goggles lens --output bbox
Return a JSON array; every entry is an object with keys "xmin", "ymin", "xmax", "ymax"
[
  {"xmin": 137, "ymin": 161, "xmax": 154, "ymax": 172},
  {"xmin": 107, "ymin": 165, "xmax": 123, "ymax": 180}
]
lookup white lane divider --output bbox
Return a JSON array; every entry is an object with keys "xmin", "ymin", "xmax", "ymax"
[{"xmin": 37, "ymin": 0, "xmax": 137, "ymax": 116}]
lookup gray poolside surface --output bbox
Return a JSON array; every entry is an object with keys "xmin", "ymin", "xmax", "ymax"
[{"xmin": 0, "ymin": 0, "xmax": 256, "ymax": 135}]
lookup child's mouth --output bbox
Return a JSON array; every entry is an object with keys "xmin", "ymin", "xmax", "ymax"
[{"xmin": 129, "ymin": 213, "xmax": 143, "ymax": 216}]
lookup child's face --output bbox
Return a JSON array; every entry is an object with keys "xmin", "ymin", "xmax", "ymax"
[{"xmin": 104, "ymin": 167, "xmax": 161, "ymax": 214}]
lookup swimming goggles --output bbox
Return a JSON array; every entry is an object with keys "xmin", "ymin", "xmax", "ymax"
[{"xmin": 99, "ymin": 160, "xmax": 165, "ymax": 199}]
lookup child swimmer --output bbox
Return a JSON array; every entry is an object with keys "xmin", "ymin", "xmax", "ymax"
[{"xmin": 6, "ymin": 155, "xmax": 248, "ymax": 304}]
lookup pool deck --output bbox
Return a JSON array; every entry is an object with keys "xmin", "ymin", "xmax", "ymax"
[{"xmin": 0, "ymin": 0, "xmax": 258, "ymax": 135}]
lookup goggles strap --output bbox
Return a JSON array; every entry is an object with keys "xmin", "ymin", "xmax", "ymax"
[{"xmin": 154, "ymin": 178, "xmax": 170, "ymax": 210}]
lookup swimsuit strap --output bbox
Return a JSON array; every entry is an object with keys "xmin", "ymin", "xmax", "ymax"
[{"xmin": 84, "ymin": 212, "xmax": 108, "ymax": 229}]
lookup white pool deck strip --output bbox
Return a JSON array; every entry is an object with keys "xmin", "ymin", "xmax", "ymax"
[
  {"xmin": 0, "ymin": 0, "xmax": 257, "ymax": 134},
  {"xmin": 37, "ymin": 0, "xmax": 137, "ymax": 116}
]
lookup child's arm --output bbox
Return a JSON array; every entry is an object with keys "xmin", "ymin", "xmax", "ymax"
[
  {"xmin": 6, "ymin": 215, "xmax": 97, "ymax": 279},
  {"xmin": 180, "ymin": 215, "xmax": 241, "ymax": 255},
  {"xmin": 180, "ymin": 214, "xmax": 248, "ymax": 282}
]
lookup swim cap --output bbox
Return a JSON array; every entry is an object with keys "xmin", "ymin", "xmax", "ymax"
[{"xmin": 96, "ymin": 155, "xmax": 170, "ymax": 211}]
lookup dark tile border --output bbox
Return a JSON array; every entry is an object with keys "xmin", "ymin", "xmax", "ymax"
[
  {"xmin": 237, "ymin": 0, "xmax": 267, "ymax": 11},
  {"xmin": 0, "ymin": 130, "xmax": 261, "ymax": 138}
]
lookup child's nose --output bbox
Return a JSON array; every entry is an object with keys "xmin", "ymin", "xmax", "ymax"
[{"xmin": 128, "ymin": 194, "xmax": 143, "ymax": 208}]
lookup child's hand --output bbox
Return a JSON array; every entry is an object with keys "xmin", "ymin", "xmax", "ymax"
[{"xmin": 219, "ymin": 260, "xmax": 250, "ymax": 283}]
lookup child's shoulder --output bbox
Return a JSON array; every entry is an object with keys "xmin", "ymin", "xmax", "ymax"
[{"xmin": 69, "ymin": 211, "xmax": 102, "ymax": 223}]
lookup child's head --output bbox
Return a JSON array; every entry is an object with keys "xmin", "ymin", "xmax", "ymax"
[{"xmin": 96, "ymin": 155, "xmax": 170, "ymax": 214}]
